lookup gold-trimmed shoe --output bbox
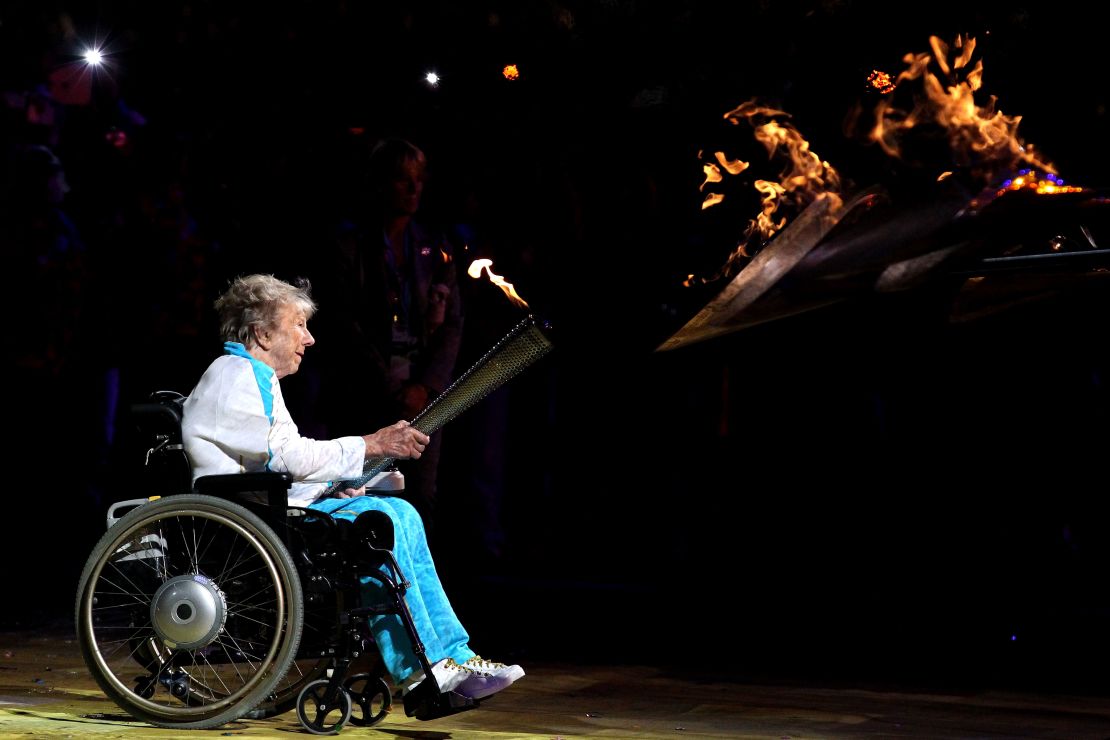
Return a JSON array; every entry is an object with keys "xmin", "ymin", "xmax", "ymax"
[{"xmin": 463, "ymin": 655, "xmax": 525, "ymax": 684}]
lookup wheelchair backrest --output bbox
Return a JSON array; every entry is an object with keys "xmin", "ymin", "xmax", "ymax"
[
  {"xmin": 130, "ymin": 390, "xmax": 192, "ymax": 496},
  {"xmin": 126, "ymin": 390, "xmax": 294, "ymax": 531}
]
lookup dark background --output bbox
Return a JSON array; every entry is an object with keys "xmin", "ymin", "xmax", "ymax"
[{"xmin": 3, "ymin": 0, "xmax": 1109, "ymax": 693}]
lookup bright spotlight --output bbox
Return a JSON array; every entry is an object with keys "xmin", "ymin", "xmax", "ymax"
[
  {"xmin": 83, "ymin": 48, "xmax": 104, "ymax": 65},
  {"xmin": 424, "ymin": 71, "xmax": 440, "ymax": 88}
]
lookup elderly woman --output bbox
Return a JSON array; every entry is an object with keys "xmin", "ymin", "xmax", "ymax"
[{"xmin": 181, "ymin": 274, "xmax": 523, "ymax": 701}]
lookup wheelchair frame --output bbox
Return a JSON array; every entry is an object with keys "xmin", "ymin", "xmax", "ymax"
[{"xmin": 75, "ymin": 391, "xmax": 478, "ymax": 734}]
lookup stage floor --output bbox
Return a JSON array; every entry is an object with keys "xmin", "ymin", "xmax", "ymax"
[{"xmin": 4, "ymin": 626, "xmax": 1110, "ymax": 738}]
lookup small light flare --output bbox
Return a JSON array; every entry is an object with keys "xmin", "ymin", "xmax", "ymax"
[
  {"xmin": 467, "ymin": 258, "xmax": 530, "ymax": 309},
  {"xmin": 83, "ymin": 48, "xmax": 104, "ymax": 65},
  {"xmin": 424, "ymin": 71, "xmax": 440, "ymax": 87},
  {"xmin": 503, "ymin": 64, "xmax": 520, "ymax": 81},
  {"xmin": 105, "ymin": 128, "xmax": 127, "ymax": 148}
]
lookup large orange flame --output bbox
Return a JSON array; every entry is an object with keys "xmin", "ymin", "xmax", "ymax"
[
  {"xmin": 687, "ymin": 34, "xmax": 1083, "ymax": 293},
  {"xmin": 697, "ymin": 102, "xmax": 842, "ymax": 281},
  {"xmin": 869, "ymin": 34, "xmax": 1056, "ymax": 182},
  {"xmin": 467, "ymin": 258, "xmax": 530, "ymax": 309}
]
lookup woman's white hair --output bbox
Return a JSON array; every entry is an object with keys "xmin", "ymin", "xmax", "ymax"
[{"xmin": 215, "ymin": 274, "xmax": 317, "ymax": 347}]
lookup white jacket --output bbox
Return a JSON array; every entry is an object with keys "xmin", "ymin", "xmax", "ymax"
[{"xmin": 181, "ymin": 342, "xmax": 366, "ymax": 506}]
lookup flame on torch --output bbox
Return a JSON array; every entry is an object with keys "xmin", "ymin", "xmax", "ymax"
[{"xmin": 467, "ymin": 258, "xmax": 530, "ymax": 309}]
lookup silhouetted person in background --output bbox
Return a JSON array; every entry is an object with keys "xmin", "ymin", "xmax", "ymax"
[
  {"xmin": 2, "ymin": 144, "xmax": 85, "ymax": 377},
  {"xmin": 308, "ymin": 137, "xmax": 463, "ymax": 541},
  {"xmin": 2, "ymin": 144, "xmax": 88, "ymax": 451},
  {"xmin": 0, "ymin": 143, "xmax": 98, "ymax": 610}
]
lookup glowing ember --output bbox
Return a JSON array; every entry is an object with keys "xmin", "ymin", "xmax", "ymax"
[
  {"xmin": 998, "ymin": 170, "xmax": 1084, "ymax": 196},
  {"xmin": 867, "ymin": 69, "xmax": 896, "ymax": 94},
  {"xmin": 967, "ymin": 168, "xmax": 1086, "ymax": 210},
  {"xmin": 467, "ymin": 258, "xmax": 530, "ymax": 309},
  {"xmin": 503, "ymin": 64, "xmax": 520, "ymax": 81}
]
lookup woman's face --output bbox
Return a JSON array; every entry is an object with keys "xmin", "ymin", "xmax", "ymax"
[{"xmin": 260, "ymin": 303, "xmax": 314, "ymax": 378}]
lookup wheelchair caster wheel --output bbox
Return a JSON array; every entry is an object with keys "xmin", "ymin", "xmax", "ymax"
[
  {"xmin": 296, "ymin": 679, "xmax": 352, "ymax": 735},
  {"xmin": 133, "ymin": 675, "xmax": 156, "ymax": 700},
  {"xmin": 344, "ymin": 672, "xmax": 392, "ymax": 727}
]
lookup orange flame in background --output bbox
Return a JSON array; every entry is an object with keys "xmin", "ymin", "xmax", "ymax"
[
  {"xmin": 699, "ymin": 152, "xmax": 750, "ymax": 210},
  {"xmin": 467, "ymin": 258, "xmax": 530, "ymax": 309},
  {"xmin": 687, "ymin": 34, "xmax": 1087, "ymax": 293},
  {"xmin": 696, "ymin": 101, "xmax": 842, "ymax": 281},
  {"xmin": 869, "ymin": 34, "xmax": 1056, "ymax": 184},
  {"xmin": 503, "ymin": 64, "xmax": 520, "ymax": 81}
]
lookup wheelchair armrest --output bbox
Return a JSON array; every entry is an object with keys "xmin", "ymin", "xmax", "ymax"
[{"xmin": 194, "ymin": 472, "xmax": 293, "ymax": 509}]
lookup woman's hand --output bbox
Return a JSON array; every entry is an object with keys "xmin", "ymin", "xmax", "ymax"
[{"xmin": 362, "ymin": 420, "xmax": 430, "ymax": 460}]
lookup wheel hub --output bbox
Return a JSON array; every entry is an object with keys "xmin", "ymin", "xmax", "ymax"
[{"xmin": 150, "ymin": 574, "xmax": 227, "ymax": 650}]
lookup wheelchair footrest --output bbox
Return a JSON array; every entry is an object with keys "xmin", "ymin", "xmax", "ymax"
[{"xmin": 402, "ymin": 681, "xmax": 479, "ymax": 721}]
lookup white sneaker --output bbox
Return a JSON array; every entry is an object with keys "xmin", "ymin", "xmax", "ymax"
[
  {"xmin": 406, "ymin": 658, "xmax": 513, "ymax": 700},
  {"xmin": 463, "ymin": 655, "xmax": 525, "ymax": 684}
]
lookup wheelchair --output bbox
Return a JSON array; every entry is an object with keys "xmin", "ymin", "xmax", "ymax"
[{"xmin": 75, "ymin": 391, "xmax": 479, "ymax": 734}]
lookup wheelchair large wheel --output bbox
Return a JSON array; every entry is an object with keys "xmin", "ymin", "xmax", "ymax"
[{"xmin": 76, "ymin": 494, "xmax": 304, "ymax": 729}]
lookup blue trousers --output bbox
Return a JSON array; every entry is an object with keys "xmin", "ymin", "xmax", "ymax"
[{"xmin": 308, "ymin": 495, "xmax": 475, "ymax": 682}]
